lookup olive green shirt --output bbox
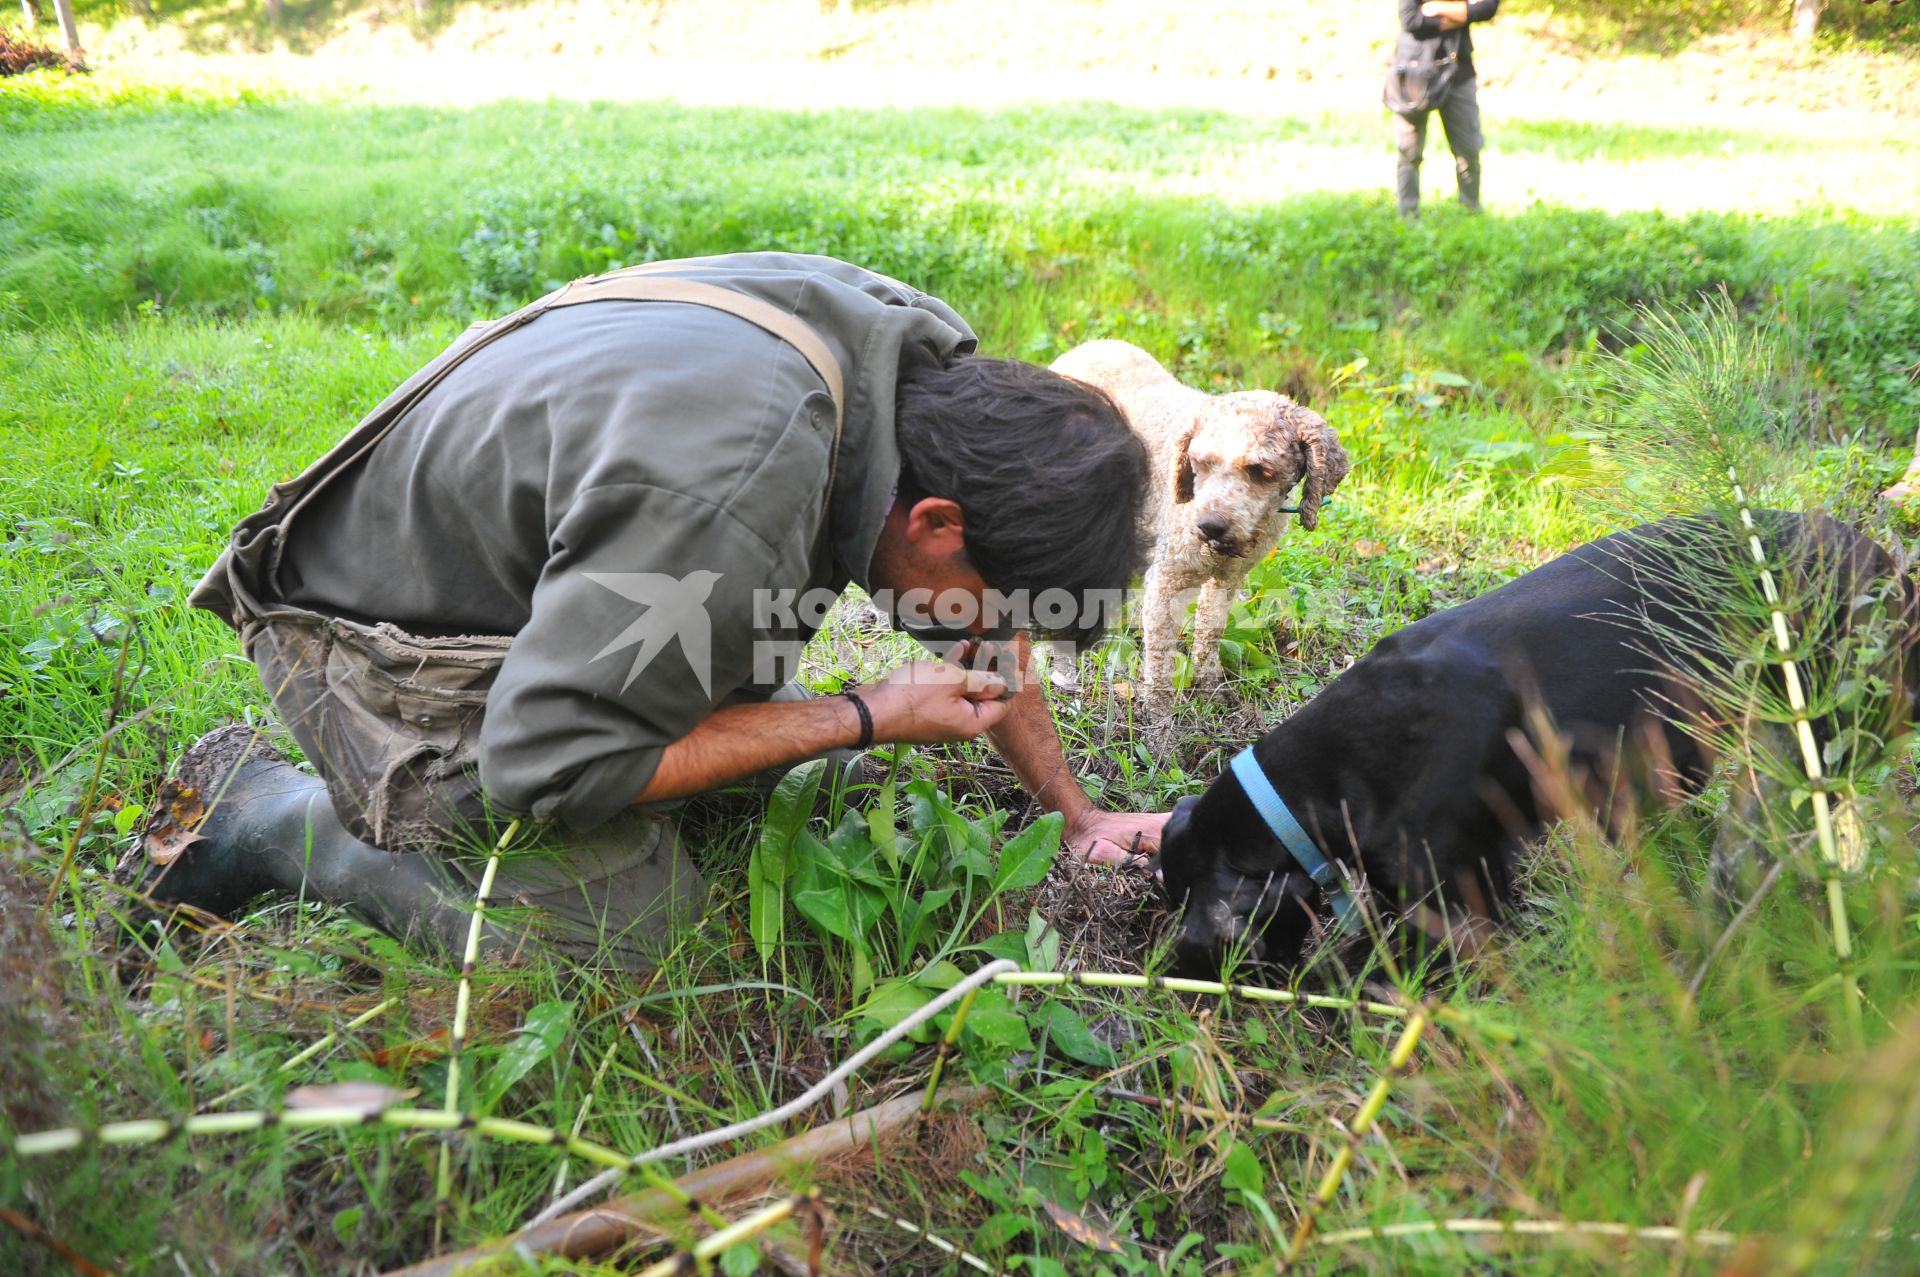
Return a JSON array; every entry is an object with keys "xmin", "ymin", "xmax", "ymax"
[{"xmin": 268, "ymin": 253, "xmax": 976, "ymax": 828}]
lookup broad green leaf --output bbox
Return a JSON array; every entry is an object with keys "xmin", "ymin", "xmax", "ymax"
[
  {"xmin": 793, "ymin": 883, "xmax": 856, "ymax": 943},
  {"xmin": 974, "ymin": 930, "xmax": 1029, "ymax": 964},
  {"xmin": 994, "ymin": 813, "xmax": 1063, "ymax": 895},
  {"xmin": 792, "ymin": 830, "xmax": 885, "ymax": 946},
  {"xmin": 976, "ymin": 1210, "xmax": 1030, "ymax": 1251},
  {"xmin": 331, "ymin": 1206, "xmax": 363, "ymax": 1247},
  {"xmin": 959, "ymin": 988, "xmax": 1032, "ymax": 1055},
  {"xmin": 937, "ymin": 802, "xmax": 973, "ymax": 863},
  {"xmin": 913, "ymin": 959, "xmax": 966, "ymax": 990},
  {"xmin": 848, "ymin": 882, "xmax": 888, "ymax": 941},
  {"xmin": 948, "ymin": 830, "xmax": 996, "ymax": 883},
  {"xmin": 766, "ymin": 758, "xmax": 825, "ymax": 844},
  {"xmin": 829, "ymin": 808, "xmax": 885, "ymax": 884},
  {"xmin": 1222, "ymin": 1140, "xmax": 1266, "ymax": 1196},
  {"xmin": 850, "ymin": 945, "xmax": 875, "ymax": 1005},
  {"xmin": 1025, "ymin": 908, "xmax": 1061, "ymax": 971},
  {"xmin": 858, "ymin": 979, "xmax": 935, "ymax": 1043},
  {"xmin": 746, "ymin": 844, "xmax": 784, "ymax": 964},
  {"xmin": 1043, "ymin": 1003, "xmax": 1115, "ymax": 1068},
  {"xmin": 905, "ymin": 779, "xmax": 943, "ymax": 834},
  {"xmin": 748, "ymin": 759, "xmax": 825, "ymax": 964},
  {"xmin": 112, "ymin": 802, "xmax": 145, "ymax": 838},
  {"xmin": 967, "ymin": 808, "xmax": 1009, "ymax": 855},
  {"xmin": 478, "ymin": 1000, "xmax": 572, "ymax": 1110},
  {"xmin": 790, "ymin": 829, "xmax": 832, "ymax": 895},
  {"xmin": 1427, "ymin": 369, "xmax": 1471, "ymax": 388},
  {"xmin": 897, "ymin": 885, "xmax": 957, "ymax": 955},
  {"xmin": 870, "ymin": 748, "xmax": 903, "ymax": 869}
]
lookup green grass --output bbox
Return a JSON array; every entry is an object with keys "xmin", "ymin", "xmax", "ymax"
[{"xmin": 4, "ymin": 66, "xmax": 1920, "ymax": 1276}]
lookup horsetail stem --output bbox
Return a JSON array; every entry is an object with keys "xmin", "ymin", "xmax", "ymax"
[
  {"xmin": 205, "ymin": 996, "xmax": 397, "ymax": 1111},
  {"xmin": 1725, "ymin": 474, "xmax": 1863, "ymax": 1043},
  {"xmin": 919, "ymin": 983, "xmax": 983, "ymax": 1116},
  {"xmin": 631, "ymin": 1191, "xmax": 821, "ymax": 1277},
  {"xmin": 437, "ymin": 818, "xmax": 519, "ymax": 1233},
  {"xmin": 1274, "ymin": 1004, "xmax": 1433, "ymax": 1271},
  {"xmin": 1309, "ymin": 1215, "xmax": 1740, "ymax": 1250},
  {"xmin": 991, "ymin": 970, "xmax": 1512, "ymax": 1043},
  {"xmin": 864, "ymin": 1205, "xmax": 997, "ymax": 1273},
  {"xmin": 10, "ymin": 1100, "xmax": 721, "ymax": 1225}
]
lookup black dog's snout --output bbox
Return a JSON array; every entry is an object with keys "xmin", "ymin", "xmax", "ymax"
[
  {"xmin": 1163, "ymin": 796, "xmax": 1197, "ymax": 843},
  {"xmin": 1157, "ymin": 797, "xmax": 1199, "ymax": 900}
]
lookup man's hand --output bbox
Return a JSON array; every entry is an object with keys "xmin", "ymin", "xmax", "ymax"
[
  {"xmin": 1069, "ymin": 808, "xmax": 1172, "ymax": 868},
  {"xmin": 858, "ymin": 660, "xmax": 1013, "ymax": 745},
  {"xmin": 1421, "ymin": 0, "xmax": 1468, "ymax": 27}
]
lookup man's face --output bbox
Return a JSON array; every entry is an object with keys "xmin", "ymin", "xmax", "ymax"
[
  {"xmin": 868, "ymin": 495, "xmax": 991, "ymax": 631},
  {"xmin": 868, "ymin": 495, "xmax": 1021, "ymax": 692}
]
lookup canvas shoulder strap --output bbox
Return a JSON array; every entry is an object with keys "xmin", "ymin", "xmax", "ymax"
[
  {"xmin": 276, "ymin": 269, "xmax": 846, "ymax": 542},
  {"xmin": 193, "ymin": 267, "xmax": 850, "ymax": 625},
  {"xmin": 547, "ymin": 271, "xmax": 847, "ymax": 461}
]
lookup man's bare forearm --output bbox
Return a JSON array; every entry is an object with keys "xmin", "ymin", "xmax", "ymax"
[
  {"xmin": 985, "ymin": 636, "xmax": 1094, "ymax": 824},
  {"xmin": 633, "ymin": 696, "xmax": 861, "ymax": 805}
]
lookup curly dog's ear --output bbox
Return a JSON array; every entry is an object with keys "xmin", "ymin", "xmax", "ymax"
[
  {"xmin": 1279, "ymin": 402, "xmax": 1350, "ymax": 532},
  {"xmin": 1172, "ymin": 423, "xmax": 1198, "ymax": 505}
]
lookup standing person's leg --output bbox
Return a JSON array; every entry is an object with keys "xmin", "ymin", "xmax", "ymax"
[
  {"xmin": 1392, "ymin": 109, "xmax": 1428, "ymax": 219},
  {"xmin": 1436, "ymin": 76, "xmax": 1483, "ymax": 211}
]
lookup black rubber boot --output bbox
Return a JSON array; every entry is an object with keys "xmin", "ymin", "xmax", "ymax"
[{"xmin": 130, "ymin": 726, "xmax": 493, "ymax": 956}]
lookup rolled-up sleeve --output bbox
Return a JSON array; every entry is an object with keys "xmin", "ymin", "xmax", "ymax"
[
  {"xmin": 1401, "ymin": 0, "xmax": 1442, "ymax": 37},
  {"xmin": 1465, "ymin": 0, "xmax": 1498, "ymax": 22},
  {"xmin": 479, "ymin": 484, "xmax": 780, "ymax": 829}
]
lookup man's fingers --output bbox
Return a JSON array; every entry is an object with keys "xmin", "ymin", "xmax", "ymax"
[
  {"xmin": 1083, "ymin": 839, "xmax": 1132, "ymax": 867},
  {"xmin": 970, "ymin": 693, "xmax": 1014, "ymax": 731},
  {"xmin": 961, "ymin": 668, "xmax": 1010, "ymax": 702}
]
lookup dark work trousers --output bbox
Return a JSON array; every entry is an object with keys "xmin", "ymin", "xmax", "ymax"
[{"xmin": 1392, "ymin": 74, "xmax": 1482, "ymax": 217}]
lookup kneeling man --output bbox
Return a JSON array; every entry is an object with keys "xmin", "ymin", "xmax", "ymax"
[{"xmin": 136, "ymin": 253, "xmax": 1167, "ymax": 969}]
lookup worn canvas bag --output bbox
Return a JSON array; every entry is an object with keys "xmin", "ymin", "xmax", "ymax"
[{"xmin": 1382, "ymin": 30, "xmax": 1460, "ymax": 114}]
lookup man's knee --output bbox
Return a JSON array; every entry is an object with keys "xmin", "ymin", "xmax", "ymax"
[{"xmin": 479, "ymin": 809, "xmax": 707, "ymax": 971}]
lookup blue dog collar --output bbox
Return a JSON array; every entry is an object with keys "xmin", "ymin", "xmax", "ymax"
[{"xmin": 1228, "ymin": 747, "xmax": 1359, "ymax": 932}]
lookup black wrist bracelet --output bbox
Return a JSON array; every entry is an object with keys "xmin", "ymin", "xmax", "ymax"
[{"xmin": 839, "ymin": 690, "xmax": 874, "ymax": 751}]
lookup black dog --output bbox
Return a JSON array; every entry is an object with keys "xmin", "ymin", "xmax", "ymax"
[{"xmin": 1155, "ymin": 514, "xmax": 1917, "ymax": 975}]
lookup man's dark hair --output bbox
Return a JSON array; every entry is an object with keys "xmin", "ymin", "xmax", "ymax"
[{"xmin": 894, "ymin": 354, "xmax": 1149, "ymax": 645}]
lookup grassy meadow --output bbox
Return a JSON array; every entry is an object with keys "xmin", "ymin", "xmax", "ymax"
[{"xmin": 4, "ymin": 26, "xmax": 1920, "ymax": 1276}]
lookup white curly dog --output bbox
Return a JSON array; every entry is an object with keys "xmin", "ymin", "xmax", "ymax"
[{"xmin": 1050, "ymin": 339, "xmax": 1350, "ymax": 714}]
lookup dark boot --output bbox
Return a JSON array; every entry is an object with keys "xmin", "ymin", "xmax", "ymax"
[{"xmin": 129, "ymin": 726, "xmax": 495, "ymax": 957}]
